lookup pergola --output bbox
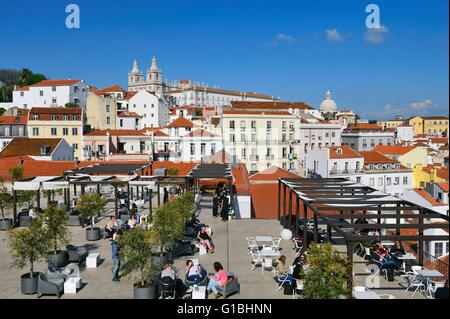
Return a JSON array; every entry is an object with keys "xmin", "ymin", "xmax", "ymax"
[
  {"xmin": 188, "ymin": 164, "xmax": 234, "ymax": 204},
  {"xmin": 65, "ymin": 163, "xmax": 193, "ymax": 218},
  {"xmin": 278, "ymin": 178, "xmax": 449, "ymax": 288}
]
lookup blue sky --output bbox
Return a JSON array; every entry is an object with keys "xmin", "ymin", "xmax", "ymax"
[{"xmin": 0, "ymin": 0, "xmax": 448, "ymax": 119}]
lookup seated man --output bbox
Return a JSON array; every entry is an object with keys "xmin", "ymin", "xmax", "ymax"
[
  {"xmin": 161, "ymin": 263, "xmax": 187, "ymax": 298},
  {"xmin": 105, "ymin": 216, "xmax": 118, "ymax": 239},
  {"xmin": 371, "ymin": 244, "xmax": 399, "ymax": 269}
]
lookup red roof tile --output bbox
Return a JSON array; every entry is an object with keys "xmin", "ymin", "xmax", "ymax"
[
  {"xmin": 85, "ymin": 130, "xmax": 145, "ymax": 137},
  {"xmin": 413, "ymin": 189, "xmax": 447, "ymax": 206},
  {"xmin": 0, "ymin": 138, "xmax": 63, "ymax": 157},
  {"xmin": 345, "ymin": 123, "xmax": 383, "ymax": 131},
  {"xmin": 0, "ymin": 116, "xmax": 27, "ymax": 125},
  {"xmin": 373, "ymin": 145, "xmax": 417, "ymax": 155},
  {"xmin": 167, "ymin": 117, "xmax": 194, "ymax": 128},
  {"xmin": 328, "ymin": 145, "xmax": 362, "ymax": 159},
  {"xmin": 230, "ymin": 101, "xmax": 313, "ymax": 110},
  {"xmin": 117, "ymin": 111, "xmax": 141, "ymax": 118},
  {"xmin": 359, "ymin": 151, "xmax": 399, "ymax": 164},
  {"xmin": 436, "ymin": 183, "xmax": 449, "ymax": 192},
  {"xmin": 99, "ymin": 85, "xmax": 126, "ymax": 93},
  {"xmin": 249, "ymin": 166, "xmax": 301, "ymax": 181},
  {"xmin": 223, "ymin": 110, "xmax": 293, "ymax": 116}
]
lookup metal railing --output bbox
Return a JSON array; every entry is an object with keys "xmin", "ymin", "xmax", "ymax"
[{"xmin": 423, "ymin": 251, "xmax": 449, "ymax": 279}]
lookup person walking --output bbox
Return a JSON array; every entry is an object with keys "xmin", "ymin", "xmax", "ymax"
[
  {"xmin": 163, "ymin": 187, "xmax": 169, "ymax": 205},
  {"xmin": 220, "ymin": 195, "xmax": 230, "ymax": 222},
  {"xmin": 111, "ymin": 230, "xmax": 123, "ymax": 282}
]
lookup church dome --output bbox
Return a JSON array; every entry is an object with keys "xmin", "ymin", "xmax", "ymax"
[{"xmin": 319, "ymin": 90, "xmax": 337, "ymax": 113}]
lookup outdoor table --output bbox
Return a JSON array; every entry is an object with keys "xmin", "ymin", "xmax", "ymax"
[
  {"xmin": 352, "ymin": 290, "xmax": 381, "ymax": 299},
  {"xmin": 396, "ymin": 253, "xmax": 416, "ymax": 271},
  {"xmin": 260, "ymin": 249, "xmax": 280, "ymax": 273},
  {"xmin": 381, "ymin": 241, "xmax": 395, "ymax": 247},
  {"xmin": 416, "ymin": 269, "xmax": 446, "ymax": 298},
  {"xmin": 255, "ymin": 236, "xmax": 273, "ymax": 242}
]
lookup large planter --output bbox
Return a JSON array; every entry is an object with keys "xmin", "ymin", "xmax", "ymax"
[
  {"xmin": 21, "ymin": 272, "xmax": 40, "ymax": 295},
  {"xmin": 48, "ymin": 250, "xmax": 69, "ymax": 268},
  {"xmin": 19, "ymin": 216, "xmax": 33, "ymax": 227},
  {"xmin": 66, "ymin": 215, "xmax": 82, "ymax": 226},
  {"xmin": 0, "ymin": 218, "xmax": 13, "ymax": 230},
  {"xmin": 86, "ymin": 227, "xmax": 101, "ymax": 241},
  {"xmin": 134, "ymin": 282, "xmax": 157, "ymax": 299}
]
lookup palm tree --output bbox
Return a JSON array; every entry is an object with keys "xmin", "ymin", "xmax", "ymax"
[{"xmin": 19, "ymin": 69, "xmax": 32, "ymax": 83}]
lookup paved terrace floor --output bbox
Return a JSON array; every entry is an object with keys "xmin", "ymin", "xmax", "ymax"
[{"xmin": 0, "ymin": 195, "xmax": 425, "ymax": 299}]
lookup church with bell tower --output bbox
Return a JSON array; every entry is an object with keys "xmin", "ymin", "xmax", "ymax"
[{"xmin": 128, "ymin": 57, "xmax": 164, "ymax": 96}]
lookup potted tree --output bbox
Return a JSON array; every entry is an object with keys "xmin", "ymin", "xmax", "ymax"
[
  {"xmin": 119, "ymin": 227, "xmax": 159, "ymax": 299},
  {"xmin": 152, "ymin": 202, "xmax": 184, "ymax": 258},
  {"xmin": 42, "ymin": 205, "xmax": 70, "ymax": 268},
  {"xmin": 76, "ymin": 193, "xmax": 106, "ymax": 241},
  {"xmin": 8, "ymin": 216, "xmax": 49, "ymax": 294},
  {"xmin": 0, "ymin": 183, "xmax": 14, "ymax": 230},
  {"xmin": 303, "ymin": 242, "xmax": 351, "ymax": 299}
]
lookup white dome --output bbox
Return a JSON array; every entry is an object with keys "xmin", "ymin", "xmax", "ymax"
[{"xmin": 320, "ymin": 90, "xmax": 337, "ymax": 113}]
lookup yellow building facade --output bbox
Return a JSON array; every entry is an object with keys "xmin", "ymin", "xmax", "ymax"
[
  {"xmin": 409, "ymin": 116, "xmax": 449, "ymax": 135},
  {"xmin": 28, "ymin": 107, "xmax": 83, "ymax": 160},
  {"xmin": 86, "ymin": 92, "xmax": 117, "ymax": 131}
]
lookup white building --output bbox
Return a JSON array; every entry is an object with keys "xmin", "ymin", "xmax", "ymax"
[
  {"xmin": 359, "ymin": 151, "xmax": 413, "ymax": 197},
  {"xmin": 306, "ymin": 146, "xmax": 412, "ymax": 196},
  {"xmin": 9, "ymin": 80, "xmax": 88, "ymax": 109},
  {"xmin": 306, "ymin": 145, "xmax": 364, "ymax": 180},
  {"xmin": 117, "ymin": 111, "xmax": 142, "ymax": 130},
  {"xmin": 222, "ymin": 110, "xmax": 301, "ymax": 173},
  {"xmin": 396, "ymin": 124, "xmax": 415, "ymax": 143},
  {"xmin": 180, "ymin": 129, "xmax": 222, "ymax": 162},
  {"xmin": 125, "ymin": 90, "xmax": 169, "ymax": 128}
]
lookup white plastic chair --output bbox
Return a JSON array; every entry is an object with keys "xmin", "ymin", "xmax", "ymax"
[
  {"xmin": 250, "ymin": 251, "xmax": 263, "ymax": 273},
  {"xmin": 427, "ymin": 281, "xmax": 446, "ymax": 299},
  {"xmin": 247, "ymin": 237, "xmax": 258, "ymax": 255},
  {"xmin": 271, "ymin": 237, "xmax": 282, "ymax": 251},
  {"xmin": 292, "ymin": 239, "xmax": 303, "ymax": 256},
  {"xmin": 405, "ymin": 266, "xmax": 426, "ymax": 296}
]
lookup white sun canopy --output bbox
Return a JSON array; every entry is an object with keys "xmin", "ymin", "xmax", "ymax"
[
  {"xmin": 42, "ymin": 181, "xmax": 70, "ymax": 190},
  {"xmin": 13, "ymin": 181, "xmax": 40, "ymax": 191}
]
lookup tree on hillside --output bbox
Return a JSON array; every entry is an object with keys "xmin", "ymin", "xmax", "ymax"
[{"xmin": 23, "ymin": 73, "xmax": 47, "ymax": 86}]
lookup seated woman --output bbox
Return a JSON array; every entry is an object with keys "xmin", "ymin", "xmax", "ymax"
[
  {"xmin": 185, "ymin": 260, "xmax": 207, "ymax": 285},
  {"xmin": 291, "ymin": 254, "xmax": 307, "ymax": 279},
  {"xmin": 197, "ymin": 226, "xmax": 215, "ymax": 253},
  {"xmin": 126, "ymin": 214, "xmax": 137, "ymax": 230},
  {"xmin": 207, "ymin": 262, "xmax": 228, "ymax": 299},
  {"xmin": 105, "ymin": 216, "xmax": 118, "ymax": 238},
  {"xmin": 130, "ymin": 203, "xmax": 140, "ymax": 223},
  {"xmin": 276, "ymin": 255, "xmax": 296, "ymax": 287},
  {"xmin": 389, "ymin": 241, "xmax": 405, "ymax": 256}
]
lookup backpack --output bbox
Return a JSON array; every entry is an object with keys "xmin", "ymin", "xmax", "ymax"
[{"xmin": 283, "ymin": 282, "xmax": 294, "ymax": 295}]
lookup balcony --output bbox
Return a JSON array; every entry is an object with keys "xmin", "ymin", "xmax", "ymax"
[
  {"xmin": 154, "ymin": 150, "xmax": 181, "ymax": 158},
  {"xmin": 265, "ymin": 154, "xmax": 275, "ymax": 160},
  {"xmin": 250, "ymin": 155, "xmax": 259, "ymax": 161},
  {"xmin": 329, "ymin": 169, "xmax": 363, "ymax": 176}
]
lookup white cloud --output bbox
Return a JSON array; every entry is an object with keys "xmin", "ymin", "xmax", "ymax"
[
  {"xmin": 364, "ymin": 25, "xmax": 389, "ymax": 44},
  {"xmin": 383, "ymin": 104, "xmax": 403, "ymax": 115},
  {"xmin": 268, "ymin": 33, "xmax": 296, "ymax": 47},
  {"xmin": 410, "ymin": 99, "xmax": 434, "ymax": 110},
  {"xmin": 325, "ymin": 28, "xmax": 343, "ymax": 43}
]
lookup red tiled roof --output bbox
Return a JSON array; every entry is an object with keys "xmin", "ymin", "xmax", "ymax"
[
  {"xmin": 430, "ymin": 138, "xmax": 449, "ymax": 144},
  {"xmin": 345, "ymin": 123, "xmax": 383, "ymax": 131},
  {"xmin": 152, "ymin": 161, "xmax": 197, "ymax": 176},
  {"xmin": 0, "ymin": 138, "xmax": 63, "ymax": 157},
  {"xmin": 99, "ymin": 85, "xmax": 125, "ymax": 93},
  {"xmin": 210, "ymin": 150, "xmax": 240, "ymax": 164},
  {"xmin": 439, "ymin": 144, "xmax": 449, "ymax": 151},
  {"xmin": 17, "ymin": 86, "xmax": 30, "ymax": 91},
  {"xmin": 230, "ymin": 101, "xmax": 313, "ymax": 110},
  {"xmin": 414, "ymin": 142, "xmax": 428, "ymax": 147},
  {"xmin": 28, "ymin": 107, "xmax": 82, "ymax": 121},
  {"xmin": 436, "ymin": 183, "xmax": 449, "ymax": 192},
  {"xmin": 152, "ymin": 130, "xmax": 169, "ymax": 137},
  {"xmin": 0, "ymin": 156, "xmax": 78, "ymax": 181},
  {"xmin": 359, "ymin": 151, "xmax": 398, "ymax": 164},
  {"xmin": 249, "ymin": 166, "xmax": 301, "ymax": 181},
  {"xmin": 123, "ymin": 91, "xmax": 137, "ymax": 100},
  {"xmin": 183, "ymin": 129, "xmax": 217, "ymax": 138},
  {"xmin": 328, "ymin": 145, "xmax": 362, "ymax": 159},
  {"xmin": 167, "ymin": 117, "xmax": 194, "ymax": 128},
  {"xmin": 413, "ymin": 189, "xmax": 447, "ymax": 207},
  {"xmin": 373, "ymin": 145, "xmax": 417, "ymax": 155},
  {"xmin": 232, "ymin": 163, "xmax": 251, "ymax": 195},
  {"xmin": 117, "ymin": 111, "xmax": 141, "ymax": 118},
  {"xmin": 0, "ymin": 116, "xmax": 27, "ymax": 125},
  {"xmin": 85, "ymin": 129, "xmax": 145, "ymax": 137},
  {"xmin": 30, "ymin": 80, "xmax": 80, "ymax": 87}
]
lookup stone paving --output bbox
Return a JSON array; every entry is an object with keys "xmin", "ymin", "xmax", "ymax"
[{"xmin": 0, "ymin": 195, "xmax": 425, "ymax": 299}]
